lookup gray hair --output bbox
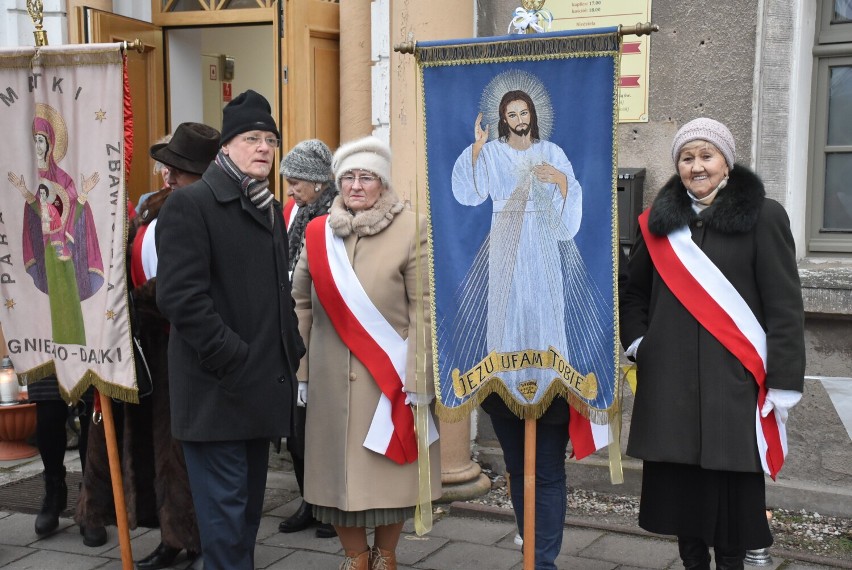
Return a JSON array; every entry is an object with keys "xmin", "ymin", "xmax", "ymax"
[{"xmin": 152, "ymin": 133, "xmax": 173, "ymax": 174}]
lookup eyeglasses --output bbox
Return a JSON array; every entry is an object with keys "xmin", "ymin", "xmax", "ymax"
[
  {"xmin": 340, "ymin": 174, "xmax": 379, "ymax": 186},
  {"xmin": 240, "ymin": 135, "xmax": 280, "ymax": 148}
]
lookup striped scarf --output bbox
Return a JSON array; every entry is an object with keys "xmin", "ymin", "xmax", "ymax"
[{"xmin": 215, "ymin": 150, "xmax": 274, "ymax": 225}]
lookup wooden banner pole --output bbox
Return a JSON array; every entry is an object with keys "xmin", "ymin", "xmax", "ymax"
[
  {"xmin": 523, "ymin": 417, "xmax": 536, "ymax": 570},
  {"xmin": 98, "ymin": 391, "xmax": 133, "ymax": 569}
]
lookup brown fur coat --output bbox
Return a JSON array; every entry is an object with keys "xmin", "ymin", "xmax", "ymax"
[{"xmin": 75, "ymin": 190, "xmax": 200, "ymax": 552}]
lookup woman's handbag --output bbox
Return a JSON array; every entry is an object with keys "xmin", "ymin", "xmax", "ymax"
[{"xmin": 129, "ymin": 293, "xmax": 154, "ymax": 398}]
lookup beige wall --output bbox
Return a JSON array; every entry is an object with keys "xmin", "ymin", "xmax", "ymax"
[
  {"xmin": 390, "ymin": 1, "xmax": 474, "ymax": 205},
  {"xmin": 169, "ymin": 25, "xmax": 275, "ymax": 131},
  {"xmin": 339, "ymin": 0, "xmax": 373, "ymax": 142},
  {"xmin": 200, "ymin": 25, "xmax": 275, "ymax": 118}
]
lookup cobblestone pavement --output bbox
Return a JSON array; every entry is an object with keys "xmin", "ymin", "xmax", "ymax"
[{"xmin": 0, "ymin": 450, "xmax": 848, "ymax": 569}]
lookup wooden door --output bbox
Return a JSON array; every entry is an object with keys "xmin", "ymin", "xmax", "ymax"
[
  {"xmin": 283, "ymin": 0, "xmax": 341, "ymax": 154},
  {"xmin": 83, "ymin": 9, "xmax": 166, "ymax": 208}
]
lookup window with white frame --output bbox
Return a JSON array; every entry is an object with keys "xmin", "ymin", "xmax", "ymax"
[{"xmin": 809, "ymin": 0, "xmax": 852, "ymax": 253}]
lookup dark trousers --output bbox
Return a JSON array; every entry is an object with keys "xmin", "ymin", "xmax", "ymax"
[
  {"xmin": 182, "ymin": 439, "xmax": 269, "ymax": 570},
  {"xmin": 285, "ymin": 406, "xmax": 307, "ymax": 496},
  {"xmin": 489, "ymin": 416, "xmax": 570, "ymax": 570},
  {"xmin": 678, "ymin": 536, "xmax": 746, "ymax": 570},
  {"xmin": 36, "ymin": 390, "xmax": 93, "ymax": 475}
]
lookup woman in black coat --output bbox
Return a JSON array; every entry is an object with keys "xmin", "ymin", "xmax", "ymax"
[{"xmin": 620, "ymin": 118, "xmax": 805, "ymax": 570}]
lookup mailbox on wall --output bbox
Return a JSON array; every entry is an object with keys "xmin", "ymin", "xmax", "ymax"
[{"xmin": 617, "ymin": 167, "xmax": 646, "ymax": 246}]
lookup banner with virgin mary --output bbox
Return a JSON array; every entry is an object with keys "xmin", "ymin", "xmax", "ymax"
[
  {"xmin": 0, "ymin": 44, "xmax": 138, "ymax": 403},
  {"xmin": 419, "ymin": 29, "xmax": 621, "ymax": 458}
]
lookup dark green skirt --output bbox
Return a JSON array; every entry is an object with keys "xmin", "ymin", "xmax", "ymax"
[{"xmin": 313, "ymin": 506, "xmax": 414, "ymax": 528}]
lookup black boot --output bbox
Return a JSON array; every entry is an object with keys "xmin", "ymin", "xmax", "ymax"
[
  {"xmin": 80, "ymin": 524, "xmax": 108, "ymax": 547},
  {"xmin": 278, "ymin": 500, "xmax": 315, "ymax": 533},
  {"xmin": 34, "ymin": 467, "xmax": 67, "ymax": 535},
  {"xmin": 315, "ymin": 522, "xmax": 337, "ymax": 538},
  {"xmin": 677, "ymin": 536, "xmax": 710, "ymax": 570},
  {"xmin": 136, "ymin": 542, "xmax": 182, "ymax": 570},
  {"xmin": 714, "ymin": 546, "xmax": 746, "ymax": 570}
]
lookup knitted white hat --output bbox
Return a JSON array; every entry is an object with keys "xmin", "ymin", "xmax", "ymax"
[
  {"xmin": 671, "ymin": 117, "xmax": 736, "ymax": 170},
  {"xmin": 332, "ymin": 136, "xmax": 391, "ymax": 186}
]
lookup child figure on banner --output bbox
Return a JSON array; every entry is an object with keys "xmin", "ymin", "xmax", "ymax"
[{"xmin": 7, "ymin": 104, "xmax": 104, "ymax": 346}]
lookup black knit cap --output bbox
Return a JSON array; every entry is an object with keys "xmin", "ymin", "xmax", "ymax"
[{"xmin": 220, "ymin": 89, "xmax": 280, "ymax": 144}]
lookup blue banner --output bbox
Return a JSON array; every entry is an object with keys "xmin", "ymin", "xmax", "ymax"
[{"xmin": 419, "ymin": 29, "xmax": 621, "ymax": 425}]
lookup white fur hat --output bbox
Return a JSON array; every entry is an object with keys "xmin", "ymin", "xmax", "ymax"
[{"xmin": 332, "ymin": 136, "xmax": 392, "ymax": 186}]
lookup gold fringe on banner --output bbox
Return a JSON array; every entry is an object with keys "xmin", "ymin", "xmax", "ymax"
[
  {"xmin": 0, "ymin": 44, "xmax": 123, "ymax": 70},
  {"xmin": 31, "ymin": 46, "xmax": 123, "ymax": 68},
  {"xmin": 435, "ymin": 374, "xmax": 612, "ymax": 426},
  {"xmin": 416, "ymin": 32, "xmax": 619, "ymax": 66},
  {"xmin": 19, "ymin": 363, "xmax": 140, "ymax": 405}
]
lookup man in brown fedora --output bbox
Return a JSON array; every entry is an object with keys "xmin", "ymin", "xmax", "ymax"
[
  {"xmin": 74, "ymin": 122, "xmax": 219, "ymax": 567},
  {"xmin": 129, "ymin": 122, "xmax": 219, "ymax": 570}
]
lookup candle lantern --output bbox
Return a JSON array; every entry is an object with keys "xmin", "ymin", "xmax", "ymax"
[{"xmin": 0, "ymin": 357, "xmax": 20, "ymax": 406}]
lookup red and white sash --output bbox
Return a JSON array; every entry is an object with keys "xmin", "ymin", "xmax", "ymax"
[
  {"xmin": 305, "ymin": 216, "xmax": 436, "ymax": 464},
  {"xmin": 130, "ymin": 219, "xmax": 158, "ymax": 288},
  {"xmin": 569, "ymin": 407, "xmax": 611, "ymax": 460},
  {"xmin": 283, "ymin": 200, "xmax": 299, "ymax": 231},
  {"xmin": 638, "ymin": 210, "xmax": 787, "ymax": 479}
]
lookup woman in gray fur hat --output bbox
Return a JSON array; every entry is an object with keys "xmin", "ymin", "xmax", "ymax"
[{"xmin": 277, "ymin": 139, "xmax": 338, "ymax": 539}]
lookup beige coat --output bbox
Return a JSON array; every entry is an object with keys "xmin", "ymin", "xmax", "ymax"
[{"xmin": 292, "ymin": 191, "xmax": 441, "ymax": 512}]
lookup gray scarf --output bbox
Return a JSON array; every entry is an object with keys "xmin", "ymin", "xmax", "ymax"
[
  {"xmin": 288, "ymin": 184, "xmax": 339, "ymax": 271},
  {"xmin": 215, "ymin": 150, "xmax": 274, "ymax": 225}
]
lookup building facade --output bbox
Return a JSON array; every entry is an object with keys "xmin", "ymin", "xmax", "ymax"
[{"xmin": 4, "ymin": 0, "xmax": 850, "ymax": 514}]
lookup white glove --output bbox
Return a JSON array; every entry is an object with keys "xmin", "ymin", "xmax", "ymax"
[
  {"xmin": 297, "ymin": 382, "xmax": 308, "ymax": 407},
  {"xmin": 625, "ymin": 336, "xmax": 643, "ymax": 361},
  {"xmin": 760, "ymin": 388, "xmax": 802, "ymax": 424},
  {"xmin": 404, "ymin": 391, "xmax": 434, "ymax": 407}
]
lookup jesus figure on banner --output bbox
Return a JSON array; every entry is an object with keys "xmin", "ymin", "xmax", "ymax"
[
  {"xmin": 451, "ymin": 80, "xmax": 595, "ymax": 399},
  {"xmin": 452, "ymin": 87, "xmax": 582, "ymax": 357}
]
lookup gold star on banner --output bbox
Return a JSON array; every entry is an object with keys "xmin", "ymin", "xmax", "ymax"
[
  {"xmin": 4, "ymin": 299, "xmax": 15, "ymax": 309},
  {"xmin": 95, "ymin": 109, "xmax": 107, "ymax": 122},
  {"xmin": 105, "ymin": 309, "xmax": 116, "ymax": 320}
]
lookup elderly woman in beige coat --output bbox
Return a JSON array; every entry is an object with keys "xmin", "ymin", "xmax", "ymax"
[{"xmin": 291, "ymin": 136, "xmax": 441, "ymax": 570}]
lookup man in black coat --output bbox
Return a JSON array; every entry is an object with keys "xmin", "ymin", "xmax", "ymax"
[{"xmin": 155, "ymin": 90, "xmax": 304, "ymax": 570}]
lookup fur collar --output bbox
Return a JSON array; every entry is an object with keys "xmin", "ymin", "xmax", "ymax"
[
  {"xmin": 648, "ymin": 164, "xmax": 766, "ymax": 236},
  {"xmin": 327, "ymin": 188, "xmax": 405, "ymax": 237}
]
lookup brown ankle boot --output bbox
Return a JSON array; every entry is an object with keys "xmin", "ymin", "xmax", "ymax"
[
  {"xmin": 370, "ymin": 546, "xmax": 397, "ymax": 570},
  {"xmin": 339, "ymin": 549, "xmax": 370, "ymax": 570}
]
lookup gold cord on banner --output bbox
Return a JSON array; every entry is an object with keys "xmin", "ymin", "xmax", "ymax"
[
  {"xmin": 26, "ymin": 0, "xmax": 48, "ymax": 47},
  {"xmin": 412, "ymin": 64, "xmax": 433, "ymax": 536}
]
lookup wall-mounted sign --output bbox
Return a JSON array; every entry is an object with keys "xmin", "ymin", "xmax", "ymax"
[
  {"xmin": 550, "ymin": 0, "xmax": 652, "ymax": 123},
  {"xmin": 209, "ymin": 63, "xmax": 218, "ymax": 81},
  {"xmin": 223, "ymin": 82, "xmax": 232, "ymax": 102}
]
